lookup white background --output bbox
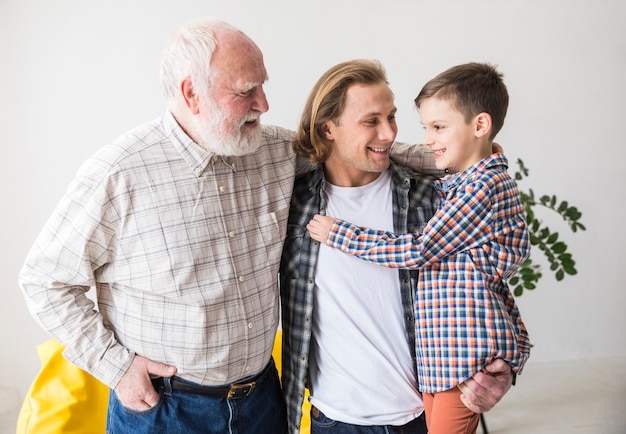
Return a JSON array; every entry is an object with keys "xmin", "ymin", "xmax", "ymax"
[{"xmin": 1, "ymin": 0, "xmax": 624, "ymax": 399}]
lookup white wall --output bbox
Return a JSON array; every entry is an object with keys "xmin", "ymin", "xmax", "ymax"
[{"xmin": 1, "ymin": 0, "xmax": 624, "ymax": 399}]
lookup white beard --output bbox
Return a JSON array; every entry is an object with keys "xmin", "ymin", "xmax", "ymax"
[{"xmin": 194, "ymin": 97, "xmax": 262, "ymax": 156}]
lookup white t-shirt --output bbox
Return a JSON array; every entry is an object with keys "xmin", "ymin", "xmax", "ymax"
[{"xmin": 309, "ymin": 170, "xmax": 423, "ymax": 425}]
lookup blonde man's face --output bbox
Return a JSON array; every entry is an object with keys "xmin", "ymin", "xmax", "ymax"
[{"xmin": 323, "ymin": 82, "xmax": 398, "ymax": 187}]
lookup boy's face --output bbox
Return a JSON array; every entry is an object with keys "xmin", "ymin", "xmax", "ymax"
[
  {"xmin": 322, "ymin": 82, "xmax": 398, "ymax": 187},
  {"xmin": 419, "ymin": 97, "xmax": 487, "ymax": 173}
]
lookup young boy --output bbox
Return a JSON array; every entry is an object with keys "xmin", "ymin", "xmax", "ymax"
[{"xmin": 307, "ymin": 62, "xmax": 531, "ymax": 434}]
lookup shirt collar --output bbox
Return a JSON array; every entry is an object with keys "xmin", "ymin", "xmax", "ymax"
[
  {"xmin": 305, "ymin": 164, "xmax": 326, "ymax": 192},
  {"xmin": 438, "ymin": 153, "xmax": 510, "ymax": 193},
  {"xmin": 162, "ymin": 110, "xmax": 215, "ymax": 177}
]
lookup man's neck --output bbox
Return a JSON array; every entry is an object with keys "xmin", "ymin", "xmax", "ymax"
[{"xmin": 322, "ymin": 166, "xmax": 383, "ymax": 187}]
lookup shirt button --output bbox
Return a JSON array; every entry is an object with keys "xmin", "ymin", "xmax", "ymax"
[
  {"xmin": 219, "ymin": 186, "xmax": 225, "ymax": 192},
  {"xmin": 248, "ymin": 323, "xmax": 253, "ymax": 329},
  {"xmin": 229, "ymin": 231, "xmax": 235, "ymax": 237},
  {"xmin": 239, "ymin": 276, "xmax": 245, "ymax": 282}
]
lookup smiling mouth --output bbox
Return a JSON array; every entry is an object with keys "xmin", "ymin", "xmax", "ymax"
[
  {"xmin": 433, "ymin": 148, "xmax": 446, "ymax": 156},
  {"xmin": 242, "ymin": 113, "xmax": 261, "ymax": 126},
  {"xmin": 242, "ymin": 119, "xmax": 260, "ymax": 130},
  {"xmin": 368, "ymin": 146, "xmax": 389, "ymax": 154}
]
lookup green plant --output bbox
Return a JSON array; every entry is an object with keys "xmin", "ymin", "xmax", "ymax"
[{"xmin": 508, "ymin": 158, "xmax": 586, "ymax": 296}]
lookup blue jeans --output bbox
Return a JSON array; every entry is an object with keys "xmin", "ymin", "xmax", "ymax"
[
  {"xmin": 310, "ymin": 407, "xmax": 427, "ymax": 434},
  {"xmin": 106, "ymin": 362, "xmax": 286, "ymax": 434}
]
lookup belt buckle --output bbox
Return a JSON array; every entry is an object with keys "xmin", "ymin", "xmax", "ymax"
[{"xmin": 227, "ymin": 381, "xmax": 256, "ymax": 399}]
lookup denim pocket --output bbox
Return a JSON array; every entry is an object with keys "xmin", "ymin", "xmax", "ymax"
[
  {"xmin": 112, "ymin": 389, "xmax": 162, "ymax": 416},
  {"xmin": 310, "ymin": 406, "xmax": 338, "ymax": 429}
]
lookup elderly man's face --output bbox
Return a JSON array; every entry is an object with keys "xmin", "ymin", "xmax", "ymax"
[{"xmin": 194, "ymin": 32, "xmax": 269, "ymax": 156}]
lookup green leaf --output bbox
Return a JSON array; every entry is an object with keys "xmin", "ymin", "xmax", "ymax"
[
  {"xmin": 566, "ymin": 209, "xmax": 582, "ymax": 220},
  {"xmin": 556, "ymin": 269, "xmax": 565, "ymax": 281},
  {"xmin": 552, "ymin": 242, "xmax": 567, "ymax": 253},
  {"xmin": 531, "ymin": 220, "xmax": 540, "ymax": 232},
  {"xmin": 563, "ymin": 263, "xmax": 578, "ymax": 275}
]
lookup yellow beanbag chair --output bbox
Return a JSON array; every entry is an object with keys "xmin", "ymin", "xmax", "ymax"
[{"xmin": 16, "ymin": 339, "xmax": 109, "ymax": 433}]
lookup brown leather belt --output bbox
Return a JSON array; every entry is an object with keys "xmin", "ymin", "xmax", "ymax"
[{"xmin": 151, "ymin": 359, "xmax": 273, "ymax": 400}]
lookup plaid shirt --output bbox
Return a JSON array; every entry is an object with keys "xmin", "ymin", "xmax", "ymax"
[
  {"xmin": 327, "ymin": 153, "xmax": 531, "ymax": 392},
  {"xmin": 280, "ymin": 162, "xmax": 438, "ymax": 433},
  {"xmin": 19, "ymin": 111, "xmax": 300, "ymax": 388}
]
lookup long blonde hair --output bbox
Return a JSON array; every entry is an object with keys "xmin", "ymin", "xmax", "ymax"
[{"xmin": 294, "ymin": 59, "xmax": 390, "ymax": 163}]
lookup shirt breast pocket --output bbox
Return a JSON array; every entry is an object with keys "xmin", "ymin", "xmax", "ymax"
[
  {"xmin": 280, "ymin": 224, "xmax": 307, "ymax": 279},
  {"xmin": 256, "ymin": 206, "xmax": 290, "ymax": 275}
]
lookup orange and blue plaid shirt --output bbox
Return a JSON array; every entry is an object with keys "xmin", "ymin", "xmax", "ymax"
[{"xmin": 326, "ymin": 153, "xmax": 531, "ymax": 393}]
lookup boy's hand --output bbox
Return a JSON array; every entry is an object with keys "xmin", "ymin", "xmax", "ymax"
[{"xmin": 307, "ymin": 214, "xmax": 336, "ymax": 243}]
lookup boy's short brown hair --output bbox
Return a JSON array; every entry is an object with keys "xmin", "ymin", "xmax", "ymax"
[{"xmin": 415, "ymin": 62, "xmax": 508, "ymax": 140}]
